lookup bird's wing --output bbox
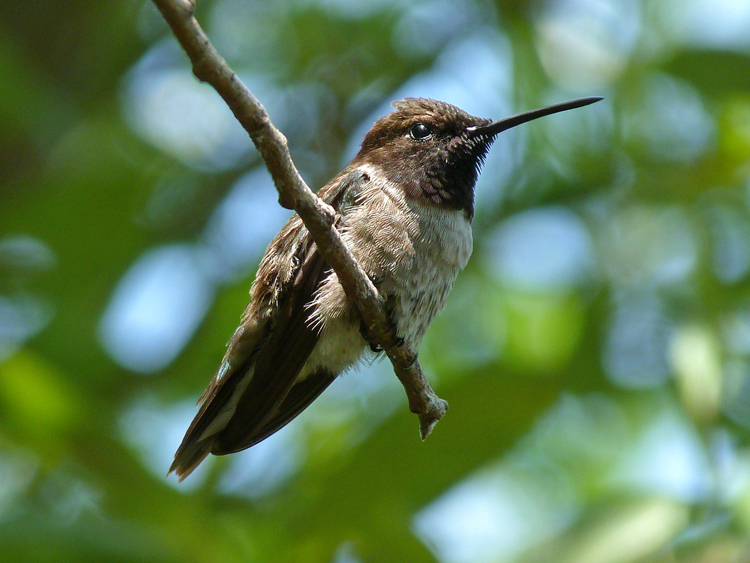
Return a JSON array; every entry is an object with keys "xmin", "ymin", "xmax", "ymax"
[
  {"xmin": 209, "ymin": 243, "xmax": 328, "ymax": 454},
  {"xmin": 227, "ymin": 368, "xmax": 337, "ymax": 451},
  {"xmin": 169, "ymin": 169, "xmax": 368, "ymax": 480}
]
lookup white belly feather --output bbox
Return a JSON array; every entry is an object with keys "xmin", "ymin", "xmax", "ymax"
[{"xmin": 300, "ymin": 165, "xmax": 472, "ymax": 380}]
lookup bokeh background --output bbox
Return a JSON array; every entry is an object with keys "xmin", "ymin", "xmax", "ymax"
[{"xmin": 2, "ymin": 0, "xmax": 750, "ymax": 561}]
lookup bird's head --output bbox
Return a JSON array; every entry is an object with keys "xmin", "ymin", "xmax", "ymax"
[{"xmin": 353, "ymin": 96, "xmax": 602, "ymax": 217}]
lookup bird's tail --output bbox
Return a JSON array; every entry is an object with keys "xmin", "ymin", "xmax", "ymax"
[{"xmin": 168, "ymin": 439, "xmax": 211, "ymax": 482}]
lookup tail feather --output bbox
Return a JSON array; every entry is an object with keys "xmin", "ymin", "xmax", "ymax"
[{"xmin": 168, "ymin": 439, "xmax": 211, "ymax": 482}]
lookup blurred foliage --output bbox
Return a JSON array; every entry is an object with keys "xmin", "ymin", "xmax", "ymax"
[{"xmin": 2, "ymin": 0, "xmax": 750, "ymax": 562}]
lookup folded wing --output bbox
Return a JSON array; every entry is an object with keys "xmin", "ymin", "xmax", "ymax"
[{"xmin": 169, "ymin": 169, "xmax": 368, "ymax": 481}]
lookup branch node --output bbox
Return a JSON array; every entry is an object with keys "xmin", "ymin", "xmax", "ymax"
[
  {"xmin": 419, "ymin": 398, "xmax": 449, "ymax": 440},
  {"xmin": 319, "ymin": 202, "xmax": 336, "ymax": 227},
  {"xmin": 192, "ymin": 61, "xmax": 210, "ymax": 83},
  {"xmin": 277, "ymin": 190, "xmax": 296, "ymax": 210},
  {"xmin": 396, "ymin": 348, "xmax": 418, "ymax": 370},
  {"xmin": 177, "ymin": 0, "xmax": 195, "ymax": 16}
]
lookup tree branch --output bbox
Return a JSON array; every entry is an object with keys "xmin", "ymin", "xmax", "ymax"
[{"xmin": 151, "ymin": 0, "xmax": 448, "ymax": 438}]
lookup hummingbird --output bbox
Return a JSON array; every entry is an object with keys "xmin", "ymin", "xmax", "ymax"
[{"xmin": 169, "ymin": 95, "xmax": 602, "ymax": 480}]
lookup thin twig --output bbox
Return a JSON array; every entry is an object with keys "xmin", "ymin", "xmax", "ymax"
[{"xmin": 150, "ymin": 0, "xmax": 448, "ymax": 438}]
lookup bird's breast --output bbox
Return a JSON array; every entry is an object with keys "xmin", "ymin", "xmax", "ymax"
[
  {"xmin": 304, "ymin": 166, "xmax": 473, "ymax": 366},
  {"xmin": 389, "ymin": 198, "xmax": 473, "ymax": 345},
  {"xmin": 345, "ymin": 165, "xmax": 473, "ymax": 346}
]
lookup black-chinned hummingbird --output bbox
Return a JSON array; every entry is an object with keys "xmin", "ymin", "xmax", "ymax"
[{"xmin": 170, "ymin": 95, "xmax": 602, "ymax": 480}]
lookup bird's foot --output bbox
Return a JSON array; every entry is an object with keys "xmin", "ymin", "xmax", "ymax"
[{"xmin": 360, "ymin": 318, "xmax": 403, "ymax": 353}]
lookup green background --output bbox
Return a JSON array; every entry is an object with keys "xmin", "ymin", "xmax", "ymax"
[{"xmin": 2, "ymin": 0, "xmax": 750, "ymax": 561}]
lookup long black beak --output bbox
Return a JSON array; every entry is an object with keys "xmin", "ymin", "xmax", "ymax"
[{"xmin": 467, "ymin": 96, "xmax": 603, "ymax": 137}]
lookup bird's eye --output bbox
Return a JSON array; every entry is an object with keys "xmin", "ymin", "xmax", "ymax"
[{"xmin": 410, "ymin": 123, "xmax": 432, "ymax": 140}]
